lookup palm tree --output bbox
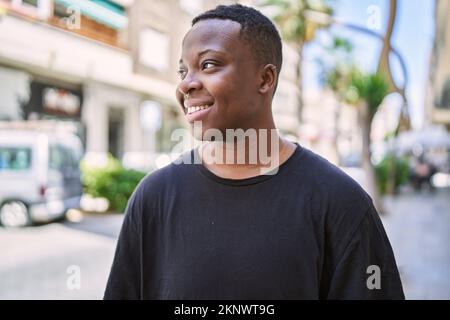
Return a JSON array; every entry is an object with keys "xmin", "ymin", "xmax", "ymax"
[
  {"xmin": 311, "ymin": 0, "xmax": 409, "ymax": 200},
  {"xmin": 319, "ymin": 36, "xmax": 354, "ymax": 161},
  {"xmin": 263, "ymin": 0, "xmax": 333, "ymax": 122},
  {"xmin": 376, "ymin": 0, "xmax": 410, "ymax": 195},
  {"xmin": 377, "ymin": 0, "xmax": 409, "ymax": 131},
  {"xmin": 346, "ymin": 70, "xmax": 389, "ymax": 213}
]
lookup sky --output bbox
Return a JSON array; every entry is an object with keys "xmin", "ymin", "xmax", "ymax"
[{"xmin": 302, "ymin": 0, "xmax": 435, "ymax": 129}]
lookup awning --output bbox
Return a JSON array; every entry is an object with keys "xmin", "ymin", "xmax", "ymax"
[
  {"xmin": 54, "ymin": 0, "xmax": 128, "ymax": 30},
  {"xmin": 395, "ymin": 126, "xmax": 450, "ymax": 152}
]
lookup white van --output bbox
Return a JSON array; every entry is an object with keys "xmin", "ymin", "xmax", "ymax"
[{"xmin": 0, "ymin": 127, "xmax": 84, "ymax": 227}]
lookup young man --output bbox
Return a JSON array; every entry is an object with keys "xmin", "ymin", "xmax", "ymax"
[{"xmin": 104, "ymin": 4, "xmax": 404, "ymax": 300}]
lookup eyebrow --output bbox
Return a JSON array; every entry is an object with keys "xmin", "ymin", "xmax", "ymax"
[{"xmin": 179, "ymin": 49, "xmax": 225, "ymax": 65}]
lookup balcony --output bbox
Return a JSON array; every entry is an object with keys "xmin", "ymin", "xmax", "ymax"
[{"xmin": 1, "ymin": 0, "xmax": 129, "ymax": 49}]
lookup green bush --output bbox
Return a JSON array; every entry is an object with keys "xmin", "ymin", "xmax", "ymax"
[
  {"xmin": 375, "ymin": 155, "xmax": 410, "ymax": 194},
  {"xmin": 80, "ymin": 154, "xmax": 147, "ymax": 213}
]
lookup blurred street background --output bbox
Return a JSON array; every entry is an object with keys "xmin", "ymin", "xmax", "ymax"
[{"xmin": 0, "ymin": 0, "xmax": 449, "ymax": 299}]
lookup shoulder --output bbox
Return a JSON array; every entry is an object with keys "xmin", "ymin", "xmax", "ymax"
[
  {"xmin": 289, "ymin": 146, "xmax": 375, "ymax": 242},
  {"xmin": 124, "ymin": 151, "xmax": 195, "ymax": 224},
  {"xmin": 133, "ymin": 150, "xmax": 196, "ymax": 201},
  {"xmin": 292, "ymin": 146, "xmax": 372, "ymax": 208}
]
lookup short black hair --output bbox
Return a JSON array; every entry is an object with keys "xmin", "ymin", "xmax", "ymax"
[{"xmin": 192, "ymin": 4, "xmax": 283, "ymax": 75}]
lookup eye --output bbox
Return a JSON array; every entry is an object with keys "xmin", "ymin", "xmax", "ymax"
[
  {"xmin": 177, "ymin": 68, "xmax": 187, "ymax": 79},
  {"xmin": 201, "ymin": 61, "xmax": 216, "ymax": 70}
]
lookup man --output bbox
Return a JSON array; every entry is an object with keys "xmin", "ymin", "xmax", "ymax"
[{"xmin": 104, "ymin": 4, "xmax": 404, "ymax": 300}]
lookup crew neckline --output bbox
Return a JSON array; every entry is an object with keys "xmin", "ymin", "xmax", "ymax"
[{"xmin": 193, "ymin": 142, "xmax": 303, "ymax": 186}]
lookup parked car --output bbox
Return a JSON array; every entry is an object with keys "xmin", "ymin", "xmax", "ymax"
[{"xmin": 0, "ymin": 129, "xmax": 83, "ymax": 227}]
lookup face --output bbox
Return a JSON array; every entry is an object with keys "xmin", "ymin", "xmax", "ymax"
[{"xmin": 177, "ymin": 19, "xmax": 265, "ymax": 139}]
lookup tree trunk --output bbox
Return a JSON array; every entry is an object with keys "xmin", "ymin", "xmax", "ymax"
[
  {"xmin": 386, "ymin": 97, "xmax": 409, "ymax": 195},
  {"xmin": 377, "ymin": 0, "xmax": 403, "ymax": 196},
  {"xmin": 332, "ymin": 102, "xmax": 341, "ymax": 164},
  {"xmin": 377, "ymin": 0, "xmax": 398, "ymax": 94},
  {"xmin": 296, "ymin": 41, "xmax": 305, "ymax": 123},
  {"xmin": 358, "ymin": 102, "xmax": 384, "ymax": 214},
  {"xmin": 385, "ymin": 147, "xmax": 397, "ymax": 195}
]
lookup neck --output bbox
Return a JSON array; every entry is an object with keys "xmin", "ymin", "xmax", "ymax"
[{"xmin": 199, "ymin": 125, "xmax": 296, "ymax": 178}]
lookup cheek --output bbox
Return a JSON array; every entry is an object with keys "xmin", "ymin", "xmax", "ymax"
[
  {"xmin": 203, "ymin": 69, "xmax": 258, "ymax": 122},
  {"xmin": 175, "ymin": 89, "xmax": 184, "ymax": 107},
  {"xmin": 203, "ymin": 77, "xmax": 235, "ymax": 113}
]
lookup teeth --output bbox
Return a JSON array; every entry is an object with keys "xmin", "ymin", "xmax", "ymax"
[{"xmin": 187, "ymin": 105, "xmax": 211, "ymax": 115}]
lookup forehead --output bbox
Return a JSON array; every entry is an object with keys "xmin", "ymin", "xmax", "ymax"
[{"xmin": 181, "ymin": 19, "xmax": 249, "ymax": 61}]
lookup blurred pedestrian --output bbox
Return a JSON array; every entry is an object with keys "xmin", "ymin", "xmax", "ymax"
[{"xmin": 410, "ymin": 155, "xmax": 436, "ymax": 192}]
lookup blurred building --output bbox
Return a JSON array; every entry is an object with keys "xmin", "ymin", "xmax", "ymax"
[
  {"xmin": 0, "ymin": 0, "xmax": 192, "ymax": 171},
  {"xmin": 426, "ymin": 0, "xmax": 450, "ymax": 130},
  {"xmin": 0, "ymin": 0, "xmax": 301, "ymax": 171}
]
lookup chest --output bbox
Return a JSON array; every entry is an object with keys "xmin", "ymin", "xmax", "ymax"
[{"xmin": 142, "ymin": 192, "xmax": 323, "ymax": 299}]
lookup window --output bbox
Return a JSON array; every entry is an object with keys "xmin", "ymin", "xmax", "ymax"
[
  {"xmin": 49, "ymin": 145, "xmax": 79, "ymax": 171},
  {"xmin": 53, "ymin": 1, "xmax": 71, "ymax": 19},
  {"xmin": 108, "ymin": 107, "xmax": 124, "ymax": 160},
  {"xmin": 439, "ymin": 79, "xmax": 450, "ymax": 109},
  {"xmin": 139, "ymin": 28, "xmax": 170, "ymax": 72},
  {"xmin": 0, "ymin": 147, "xmax": 32, "ymax": 171},
  {"xmin": 10, "ymin": 0, "xmax": 52, "ymax": 20},
  {"xmin": 49, "ymin": 145, "xmax": 65, "ymax": 171},
  {"xmin": 156, "ymin": 107, "xmax": 185, "ymax": 153},
  {"xmin": 65, "ymin": 146, "xmax": 79, "ymax": 170},
  {"xmin": 22, "ymin": 0, "xmax": 38, "ymax": 6}
]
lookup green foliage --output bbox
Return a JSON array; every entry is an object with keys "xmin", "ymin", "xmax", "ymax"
[
  {"xmin": 263, "ymin": 0, "xmax": 334, "ymax": 43},
  {"xmin": 375, "ymin": 155, "xmax": 410, "ymax": 194},
  {"xmin": 323, "ymin": 63, "xmax": 353, "ymax": 96},
  {"xmin": 80, "ymin": 154, "xmax": 147, "ymax": 213},
  {"xmin": 319, "ymin": 36, "xmax": 389, "ymax": 119},
  {"xmin": 346, "ymin": 71, "xmax": 389, "ymax": 117},
  {"xmin": 319, "ymin": 36, "xmax": 355, "ymax": 98},
  {"xmin": 331, "ymin": 36, "xmax": 353, "ymax": 52}
]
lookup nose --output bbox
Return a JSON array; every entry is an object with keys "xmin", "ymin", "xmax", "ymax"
[{"xmin": 177, "ymin": 71, "xmax": 202, "ymax": 101}]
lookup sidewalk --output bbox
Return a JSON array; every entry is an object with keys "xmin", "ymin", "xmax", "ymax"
[
  {"xmin": 0, "ymin": 213, "xmax": 124, "ymax": 299},
  {"xmin": 381, "ymin": 187, "xmax": 450, "ymax": 299}
]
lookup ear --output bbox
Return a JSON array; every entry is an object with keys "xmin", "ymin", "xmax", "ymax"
[{"xmin": 258, "ymin": 64, "xmax": 277, "ymax": 95}]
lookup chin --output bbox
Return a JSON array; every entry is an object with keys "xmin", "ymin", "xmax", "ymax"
[{"xmin": 190, "ymin": 121, "xmax": 227, "ymax": 141}]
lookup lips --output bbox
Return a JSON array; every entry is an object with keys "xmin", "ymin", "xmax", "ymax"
[
  {"xmin": 184, "ymin": 99, "xmax": 214, "ymax": 110},
  {"xmin": 186, "ymin": 104, "xmax": 212, "ymax": 115},
  {"xmin": 185, "ymin": 102, "xmax": 213, "ymax": 123},
  {"xmin": 182, "ymin": 98, "xmax": 214, "ymax": 122}
]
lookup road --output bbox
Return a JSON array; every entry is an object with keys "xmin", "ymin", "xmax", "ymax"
[
  {"xmin": 0, "ymin": 214, "xmax": 123, "ymax": 299},
  {"xmin": 382, "ymin": 187, "xmax": 450, "ymax": 299}
]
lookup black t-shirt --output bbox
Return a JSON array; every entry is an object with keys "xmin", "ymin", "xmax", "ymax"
[{"xmin": 104, "ymin": 144, "xmax": 405, "ymax": 299}]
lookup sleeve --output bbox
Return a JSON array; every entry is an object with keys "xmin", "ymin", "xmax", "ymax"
[
  {"xmin": 103, "ymin": 188, "xmax": 142, "ymax": 300},
  {"xmin": 323, "ymin": 205, "xmax": 405, "ymax": 300}
]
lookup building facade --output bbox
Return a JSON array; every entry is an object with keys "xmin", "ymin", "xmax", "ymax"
[
  {"xmin": 0, "ymin": 0, "xmax": 301, "ymax": 171},
  {"xmin": 427, "ymin": 0, "xmax": 450, "ymax": 129},
  {"xmin": 0, "ymin": 0, "xmax": 191, "ymax": 171}
]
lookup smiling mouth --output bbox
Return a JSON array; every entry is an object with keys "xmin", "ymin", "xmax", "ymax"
[{"xmin": 186, "ymin": 104, "xmax": 213, "ymax": 115}]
